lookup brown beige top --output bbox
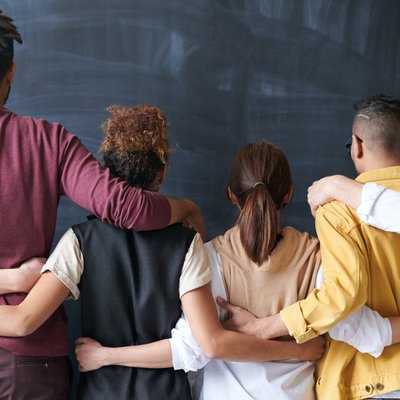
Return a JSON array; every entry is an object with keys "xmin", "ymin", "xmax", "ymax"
[{"xmin": 212, "ymin": 225, "xmax": 321, "ymax": 318}]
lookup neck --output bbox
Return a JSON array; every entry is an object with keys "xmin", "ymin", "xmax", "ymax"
[
  {"xmin": 0, "ymin": 84, "xmax": 8, "ymax": 106},
  {"xmin": 357, "ymin": 154, "xmax": 400, "ymax": 173},
  {"xmin": 0, "ymin": 74, "xmax": 11, "ymax": 106}
]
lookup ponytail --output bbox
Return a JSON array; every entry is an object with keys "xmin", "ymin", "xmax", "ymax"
[
  {"xmin": 237, "ymin": 184, "xmax": 279, "ymax": 264},
  {"xmin": 229, "ymin": 142, "xmax": 292, "ymax": 265}
]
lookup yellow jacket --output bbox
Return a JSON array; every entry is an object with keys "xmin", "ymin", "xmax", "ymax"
[{"xmin": 280, "ymin": 166, "xmax": 400, "ymax": 399}]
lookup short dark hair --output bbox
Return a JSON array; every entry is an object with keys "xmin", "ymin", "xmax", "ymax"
[
  {"xmin": 0, "ymin": 10, "xmax": 22, "ymax": 81},
  {"xmin": 100, "ymin": 104, "xmax": 169, "ymax": 190},
  {"xmin": 353, "ymin": 93, "xmax": 400, "ymax": 157}
]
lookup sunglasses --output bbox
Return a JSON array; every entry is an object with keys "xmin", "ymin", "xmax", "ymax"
[{"xmin": 345, "ymin": 138, "xmax": 352, "ymax": 156}]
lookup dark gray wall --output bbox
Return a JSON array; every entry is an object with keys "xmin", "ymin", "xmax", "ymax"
[{"xmin": 3, "ymin": 0, "xmax": 400, "ymax": 398}]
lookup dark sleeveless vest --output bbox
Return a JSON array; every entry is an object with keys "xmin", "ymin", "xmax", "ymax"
[{"xmin": 73, "ymin": 218, "xmax": 195, "ymax": 400}]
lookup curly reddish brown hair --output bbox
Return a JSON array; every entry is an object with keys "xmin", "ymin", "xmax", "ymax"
[{"xmin": 100, "ymin": 104, "xmax": 169, "ymax": 190}]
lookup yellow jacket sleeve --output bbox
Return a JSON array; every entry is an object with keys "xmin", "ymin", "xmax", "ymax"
[{"xmin": 280, "ymin": 202, "xmax": 369, "ymax": 343}]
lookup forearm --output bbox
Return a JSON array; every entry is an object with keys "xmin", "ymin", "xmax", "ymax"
[
  {"xmin": 103, "ymin": 340, "xmax": 172, "ymax": 368},
  {"xmin": 209, "ymin": 329, "xmax": 303, "ymax": 362},
  {"xmin": 230, "ymin": 313, "xmax": 289, "ymax": 341},
  {"xmin": 0, "ymin": 258, "xmax": 44, "ymax": 295},
  {"xmin": 76, "ymin": 338, "xmax": 173, "ymax": 371},
  {"xmin": 0, "ymin": 272, "xmax": 69, "ymax": 336},
  {"xmin": 324, "ymin": 176, "xmax": 363, "ymax": 209},
  {"xmin": 183, "ymin": 285, "xmax": 305, "ymax": 362},
  {"xmin": 0, "ymin": 269, "xmax": 22, "ymax": 294},
  {"xmin": 0, "ymin": 304, "xmax": 29, "ymax": 336},
  {"xmin": 308, "ymin": 175, "xmax": 363, "ymax": 215},
  {"xmin": 167, "ymin": 197, "xmax": 206, "ymax": 240}
]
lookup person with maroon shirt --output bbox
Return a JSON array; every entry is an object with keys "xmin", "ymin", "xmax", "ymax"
[{"xmin": 0, "ymin": 10, "xmax": 205, "ymax": 399}]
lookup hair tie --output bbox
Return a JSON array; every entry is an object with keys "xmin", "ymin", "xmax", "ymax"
[{"xmin": 253, "ymin": 181, "xmax": 265, "ymax": 189}]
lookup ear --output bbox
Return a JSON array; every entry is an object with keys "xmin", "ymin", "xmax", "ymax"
[
  {"xmin": 7, "ymin": 62, "xmax": 16, "ymax": 85},
  {"xmin": 157, "ymin": 164, "xmax": 168, "ymax": 186},
  {"xmin": 281, "ymin": 186, "xmax": 293, "ymax": 208},
  {"xmin": 227, "ymin": 186, "xmax": 239, "ymax": 206},
  {"xmin": 352, "ymin": 134, "xmax": 364, "ymax": 160}
]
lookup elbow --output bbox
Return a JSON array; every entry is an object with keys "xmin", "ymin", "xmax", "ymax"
[
  {"xmin": 8, "ymin": 313, "xmax": 37, "ymax": 337},
  {"xmin": 13, "ymin": 324, "xmax": 35, "ymax": 337},
  {"xmin": 198, "ymin": 336, "xmax": 225, "ymax": 360}
]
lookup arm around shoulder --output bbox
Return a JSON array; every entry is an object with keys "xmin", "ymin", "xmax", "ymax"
[{"xmin": 307, "ymin": 175, "xmax": 363, "ymax": 216}]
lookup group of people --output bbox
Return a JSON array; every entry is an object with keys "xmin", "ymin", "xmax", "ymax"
[{"xmin": 2, "ymin": 8, "xmax": 400, "ymax": 400}]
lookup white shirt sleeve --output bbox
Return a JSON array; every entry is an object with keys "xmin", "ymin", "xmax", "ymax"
[
  {"xmin": 40, "ymin": 228, "xmax": 84, "ymax": 300},
  {"xmin": 329, "ymin": 306, "xmax": 392, "ymax": 358},
  {"xmin": 316, "ymin": 266, "xmax": 392, "ymax": 357},
  {"xmin": 169, "ymin": 316, "xmax": 210, "ymax": 372},
  {"xmin": 169, "ymin": 241, "xmax": 227, "ymax": 371},
  {"xmin": 357, "ymin": 182, "xmax": 400, "ymax": 233}
]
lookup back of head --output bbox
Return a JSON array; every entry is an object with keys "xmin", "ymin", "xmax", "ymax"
[
  {"xmin": 229, "ymin": 141, "xmax": 292, "ymax": 265},
  {"xmin": 353, "ymin": 94, "xmax": 400, "ymax": 159},
  {"xmin": 0, "ymin": 10, "xmax": 22, "ymax": 82},
  {"xmin": 100, "ymin": 104, "xmax": 169, "ymax": 190}
]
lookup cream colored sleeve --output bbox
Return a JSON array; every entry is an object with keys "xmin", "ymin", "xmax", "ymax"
[
  {"xmin": 40, "ymin": 228, "xmax": 84, "ymax": 300},
  {"xmin": 179, "ymin": 233, "xmax": 211, "ymax": 298}
]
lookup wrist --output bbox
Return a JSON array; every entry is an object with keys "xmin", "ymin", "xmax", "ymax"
[
  {"xmin": 247, "ymin": 317, "xmax": 273, "ymax": 340},
  {"xmin": 253, "ymin": 319, "xmax": 270, "ymax": 340},
  {"xmin": 11, "ymin": 269, "xmax": 23, "ymax": 292},
  {"xmin": 99, "ymin": 346, "xmax": 112, "ymax": 368}
]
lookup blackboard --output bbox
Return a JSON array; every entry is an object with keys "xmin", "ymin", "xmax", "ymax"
[{"xmin": 3, "ymin": 0, "xmax": 400, "ymax": 398}]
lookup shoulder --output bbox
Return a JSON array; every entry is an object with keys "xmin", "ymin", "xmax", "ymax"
[
  {"xmin": 71, "ymin": 217, "xmax": 120, "ymax": 242},
  {"xmin": 211, "ymin": 226, "xmax": 238, "ymax": 251},
  {"xmin": 316, "ymin": 200, "xmax": 361, "ymax": 235},
  {"xmin": 281, "ymin": 226, "xmax": 317, "ymax": 242},
  {"xmin": 5, "ymin": 109, "xmax": 77, "ymax": 148},
  {"xmin": 154, "ymin": 223, "xmax": 197, "ymax": 242}
]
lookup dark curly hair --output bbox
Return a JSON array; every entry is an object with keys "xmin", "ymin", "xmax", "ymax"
[
  {"xmin": 100, "ymin": 104, "xmax": 169, "ymax": 190},
  {"xmin": 0, "ymin": 10, "xmax": 22, "ymax": 81}
]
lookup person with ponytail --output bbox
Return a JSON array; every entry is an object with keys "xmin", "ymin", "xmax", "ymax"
[{"xmin": 73, "ymin": 142, "xmax": 321, "ymax": 399}]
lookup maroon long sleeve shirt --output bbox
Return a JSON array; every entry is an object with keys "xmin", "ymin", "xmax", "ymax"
[{"xmin": 0, "ymin": 106, "xmax": 171, "ymax": 355}]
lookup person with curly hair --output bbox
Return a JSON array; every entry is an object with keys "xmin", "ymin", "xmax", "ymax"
[{"xmin": 0, "ymin": 9, "xmax": 204, "ymax": 399}]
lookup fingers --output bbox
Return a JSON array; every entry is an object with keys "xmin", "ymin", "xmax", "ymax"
[
  {"xmin": 216, "ymin": 297, "xmax": 234, "ymax": 312},
  {"xmin": 75, "ymin": 337, "xmax": 92, "ymax": 346},
  {"xmin": 307, "ymin": 181, "xmax": 319, "ymax": 217}
]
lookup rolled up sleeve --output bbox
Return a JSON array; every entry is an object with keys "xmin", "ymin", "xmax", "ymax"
[
  {"xmin": 280, "ymin": 203, "xmax": 368, "ymax": 343},
  {"xmin": 41, "ymin": 228, "xmax": 84, "ymax": 300}
]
